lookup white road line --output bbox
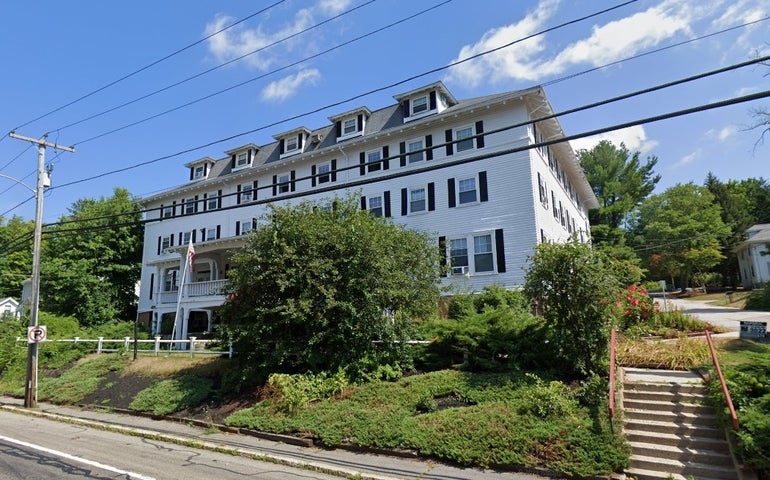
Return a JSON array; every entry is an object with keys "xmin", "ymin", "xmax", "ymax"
[{"xmin": 0, "ymin": 434, "xmax": 156, "ymax": 480}]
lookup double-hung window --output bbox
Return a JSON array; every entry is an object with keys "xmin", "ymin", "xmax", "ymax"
[
  {"xmin": 455, "ymin": 126, "xmax": 474, "ymax": 152},
  {"xmin": 458, "ymin": 177, "xmax": 477, "ymax": 204},
  {"xmin": 240, "ymin": 183, "xmax": 254, "ymax": 203},
  {"xmin": 367, "ymin": 150, "xmax": 382, "ymax": 173},
  {"xmin": 206, "ymin": 192, "xmax": 218, "ymax": 211},
  {"xmin": 193, "ymin": 165, "xmax": 206, "ymax": 180},
  {"xmin": 205, "ymin": 227, "xmax": 217, "ymax": 241},
  {"xmin": 278, "ymin": 174, "xmax": 291, "ymax": 194},
  {"xmin": 473, "ymin": 234, "xmax": 494, "ymax": 272},
  {"xmin": 410, "ymin": 187, "xmax": 426, "ymax": 213},
  {"xmin": 163, "ymin": 269, "xmax": 179, "ymax": 292},
  {"xmin": 162, "ymin": 206, "xmax": 174, "ymax": 219},
  {"xmin": 408, "ymin": 139, "xmax": 424, "ymax": 163},
  {"xmin": 184, "ymin": 198, "xmax": 196, "ymax": 215},
  {"xmin": 285, "ymin": 136, "xmax": 299, "ymax": 154},
  {"xmin": 240, "ymin": 219, "xmax": 253, "ymax": 235},
  {"xmin": 411, "ymin": 95, "xmax": 428, "ymax": 115},
  {"xmin": 183, "ymin": 231, "xmax": 192, "ymax": 245},
  {"xmin": 317, "ymin": 163, "xmax": 331, "ymax": 184},
  {"xmin": 449, "ymin": 238, "xmax": 469, "ymax": 275},
  {"xmin": 342, "ymin": 118, "xmax": 357, "ymax": 136},
  {"xmin": 368, "ymin": 195, "xmax": 383, "ymax": 217},
  {"xmin": 235, "ymin": 152, "xmax": 249, "ymax": 168},
  {"xmin": 161, "ymin": 235, "xmax": 172, "ymax": 253}
]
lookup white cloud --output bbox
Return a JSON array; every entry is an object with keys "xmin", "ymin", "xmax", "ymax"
[
  {"xmin": 446, "ymin": 0, "xmax": 724, "ymax": 87},
  {"xmin": 204, "ymin": 3, "xmax": 322, "ymax": 71},
  {"xmin": 673, "ymin": 149, "xmax": 701, "ymax": 168},
  {"xmin": 261, "ymin": 69, "xmax": 321, "ymax": 102},
  {"xmin": 707, "ymin": 125, "xmax": 738, "ymax": 142},
  {"xmin": 570, "ymin": 126, "xmax": 658, "ymax": 154}
]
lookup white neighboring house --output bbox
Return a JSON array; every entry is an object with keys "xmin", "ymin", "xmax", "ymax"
[
  {"xmin": 136, "ymin": 82, "xmax": 599, "ymax": 341},
  {"xmin": 0, "ymin": 297, "xmax": 21, "ymax": 319},
  {"xmin": 736, "ymin": 223, "xmax": 770, "ymax": 289}
]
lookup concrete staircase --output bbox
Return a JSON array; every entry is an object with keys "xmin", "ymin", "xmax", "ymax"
[{"xmin": 622, "ymin": 368, "xmax": 738, "ymax": 480}]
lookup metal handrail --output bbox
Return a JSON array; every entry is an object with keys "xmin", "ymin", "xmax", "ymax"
[
  {"xmin": 704, "ymin": 330, "xmax": 740, "ymax": 430},
  {"xmin": 609, "ymin": 328, "xmax": 617, "ymax": 431}
]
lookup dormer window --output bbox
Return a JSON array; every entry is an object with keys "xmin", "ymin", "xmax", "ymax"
[
  {"xmin": 275, "ymin": 129, "xmax": 309, "ymax": 158},
  {"xmin": 412, "ymin": 95, "xmax": 428, "ymax": 115},
  {"xmin": 342, "ymin": 118, "xmax": 357, "ymax": 136},
  {"xmin": 227, "ymin": 145, "xmax": 258, "ymax": 171},
  {"xmin": 193, "ymin": 165, "xmax": 206, "ymax": 180},
  {"xmin": 285, "ymin": 136, "xmax": 298, "ymax": 153},
  {"xmin": 235, "ymin": 152, "xmax": 249, "ymax": 168},
  {"xmin": 330, "ymin": 108, "xmax": 369, "ymax": 142}
]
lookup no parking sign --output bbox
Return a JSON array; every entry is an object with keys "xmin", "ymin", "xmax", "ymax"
[{"xmin": 27, "ymin": 325, "xmax": 47, "ymax": 344}]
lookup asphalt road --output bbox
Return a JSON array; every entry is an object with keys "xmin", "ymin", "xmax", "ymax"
[
  {"xmin": 660, "ymin": 297, "xmax": 770, "ymax": 333},
  {"xmin": 0, "ymin": 410, "xmax": 343, "ymax": 480}
]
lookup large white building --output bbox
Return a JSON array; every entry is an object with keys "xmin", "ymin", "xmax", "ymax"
[
  {"xmin": 137, "ymin": 82, "xmax": 598, "ymax": 339},
  {"xmin": 737, "ymin": 223, "xmax": 770, "ymax": 289}
]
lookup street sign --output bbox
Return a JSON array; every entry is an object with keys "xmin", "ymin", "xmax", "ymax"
[{"xmin": 27, "ymin": 325, "xmax": 47, "ymax": 344}]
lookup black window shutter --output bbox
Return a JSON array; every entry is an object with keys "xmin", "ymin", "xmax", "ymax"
[
  {"xmin": 203, "ymin": 193, "xmax": 208, "ymax": 211},
  {"xmin": 447, "ymin": 178, "xmax": 456, "ymax": 208},
  {"xmin": 401, "ymin": 188, "xmax": 408, "ymax": 216},
  {"xmin": 382, "ymin": 145, "xmax": 389, "ymax": 170},
  {"xmin": 357, "ymin": 114, "xmax": 363, "ymax": 132},
  {"xmin": 290, "ymin": 170, "xmax": 296, "ymax": 192},
  {"xmin": 402, "ymin": 99, "xmax": 410, "ymax": 118},
  {"xmin": 194, "ymin": 195, "xmax": 199, "ymax": 213},
  {"xmin": 235, "ymin": 221, "xmax": 240, "ymax": 236},
  {"xmin": 428, "ymin": 182, "xmax": 435, "ymax": 211},
  {"xmin": 475, "ymin": 121, "xmax": 485, "ymax": 148},
  {"xmin": 331, "ymin": 159, "xmax": 337, "ymax": 181},
  {"xmin": 201, "ymin": 229, "xmax": 206, "ymax": 241},
  {"xmin": 359, "ymin": 152, "xmax": 366, "ymax": 176},
  {"xmin": 231, "ymin": 154, "xmax": 236, "ymax": 169},
  {"xmin": 495, "ymin": 229, "xmax": 506, "ymax": 273},
  {"xmin": 217, "ymin": 190, "xmax": 222, "ymax": 209},
  {"xmin": 360, "ymin": 196, "xmax": 367, "ymax": 211},
  {"xmin": 384, "ymin": 191, "xmax": 391, "ymax": 217},
  {"xmin": 189, "ymin": 168, "xmax": 194, "ymax": 181},
  {"xmin": 157, "ymin": 236, "xmax": 161, "ymax": 255},
  {"xmin": 192, "ymin": 230, "xmax": 197, "ymax": 243},
  {"xmin": 172, "ymin": 200, "xmax": 177, "ymax": 217},
  {"xmin": 279, "ymin": 139, "xmax": 285, "ymax": 155},
  {"xmin": 438, "ymin": 236, "xmax": 447, "ymax": 268},
  {"xmin": 479, "ymin": 171, "xmax": 488, "ymax": 202},
  {"xmin": 272, "ymin": 175, "xmax": 278, "ymax": 196},
  {"xmin": 178, "ymin": 232, "xmax": 182, "ymax": 245},
  {"xmin": 216, "ymin": 225, "xmax": 221, "ymax": 239},
  {"xmin": 311, "ymin": 165, "xmax": 317, "ymax": 187},
  {"xmin": 252, "ymin": 180, "xmax": 258, "ymax": 200},
  {"xmin": 149, "ymin": 274, "xmax": 154, "ymax": 300},
  {"xmin": 429, "ymin": 91, "xmax": 437, "ymax": 110},
  {"xmin": 297, "ymin": 133, "xmax": 303, "ymax": 150},
  {"xmin": 171, "ymin": 235, "xmax": 175, "ymax": 247},
  {"xmin": 445, "ymin": 129, "xmax": 453, "ymax": 156},
  {"xmin": 248, "ymin": 149, "xmax": 253, "ymax": 164},
  {"xmin": 336, "ymin": 121, "xmax": 342, "ymax": 137},
  {"xmin": 425, "ymin": 135, "xmax": 433, "ymax": 160},
  {"xmin": 399, "ymin": 142, "xmax": 406, "ymax": 167},
  {"xmin": 237, "ymin": 184, "xmax": 242, "ymax": 204}
]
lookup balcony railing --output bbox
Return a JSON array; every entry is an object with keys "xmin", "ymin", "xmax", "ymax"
[{"xmin": 157, "ymin": 279, "xmax": 228, "ymax": 304}]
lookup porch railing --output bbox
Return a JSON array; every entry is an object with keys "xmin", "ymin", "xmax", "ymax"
[
  {"xmin": 17, "ymin": 336, "xmax": 233, "ymax": 358},
  {"xmin": 157, "ymin": 279, "xmax": 228, "ymax": 304}
]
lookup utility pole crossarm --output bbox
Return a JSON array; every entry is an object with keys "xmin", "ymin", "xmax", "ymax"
[{"xmin": 9, "ymin": 131, "xmax": 75, "ymax": 153}]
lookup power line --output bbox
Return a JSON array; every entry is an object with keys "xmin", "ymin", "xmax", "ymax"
[
  {"xmin": 50, "ymin": 0, "xmax": 379, "ymax": 135},
  {"xmin": 11, "ymin": 1, "xmax": 289, "ymax": 133}
]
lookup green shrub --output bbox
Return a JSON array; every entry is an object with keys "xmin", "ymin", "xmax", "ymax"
[
  {"xmin": 746, "ymin": 283, "xmax": 770, "ymax": 311},
  {"xmin": 267, "ymin": 370, "xmax": 350, "ymax": 412},
  {"xmin": 446, "ymin": 285, "xmax": 529, "ymax": 320},
  {"xmin": 515, "ymin": 373, "xmax": 578, "ymax": 418}
]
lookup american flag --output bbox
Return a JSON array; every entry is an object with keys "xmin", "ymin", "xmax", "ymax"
[{"xmin": 186, "ymin": 237, "xmax": 195, "ymax": 271}]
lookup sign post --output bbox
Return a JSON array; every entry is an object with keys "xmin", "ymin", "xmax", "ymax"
[{"xmin": 27, "ymin": 326, "xmax": 47, "ymax": 344}]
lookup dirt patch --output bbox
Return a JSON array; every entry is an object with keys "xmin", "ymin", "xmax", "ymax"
[
  {"xmin": 79, "ymin": 370, "xmax": 156, "ymax": 410},
  {"xmin": 170, "ymin": 389, "xmax": 261, "ymax": 425}
]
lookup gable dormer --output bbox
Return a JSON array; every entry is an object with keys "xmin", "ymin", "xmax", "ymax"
[
  {"xmin": 328, "ymin": 107, "xmax": 372, "ymax": 142},
  {"xmin": 185, "ymin": 156, "xmax": 216, "ymax": 182},
  {"xmin": 226, "ymin": 143, "xmax": 259, "ymax": 172},
  {"xmin": 394, "ymin": 81, "xmax": 457, "ymax": 123},
  {"xmin": 273, "ymin": 127, "xmax": 311, "ymax": 159}
]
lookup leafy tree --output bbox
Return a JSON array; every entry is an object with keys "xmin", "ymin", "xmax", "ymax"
[
  {"xmin": 636, "ymin": 183, "xmax": 729, "ymax": 289},
  {"xmin": 523, "ymin": 241, "xmax": 621, "ymax": 376},
  {"xmin": 0, "ymin": 216, "xmax": 34, "ymax": 299},
  {"xmin": 578, "ymin": 141, "xmax": 660, "ymax": 283},
  {"xmin": 218, "ymin": 196, "xmax": 441, "ymax": 385},
  {"xmin": 40, "ymin": 188, "xmax": 143, "ymax": 325}
]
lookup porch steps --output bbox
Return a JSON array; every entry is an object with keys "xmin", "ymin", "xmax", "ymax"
[{"xmin": 621, "ymin": 368, "xmax": 738, "ymax": 480}]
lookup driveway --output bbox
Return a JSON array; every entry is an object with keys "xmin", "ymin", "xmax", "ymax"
[{"xmin": 657, "ymin": 297, "xmax": 770, "ymax": 334}]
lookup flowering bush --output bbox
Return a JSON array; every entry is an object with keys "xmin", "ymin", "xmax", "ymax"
[{"xmin": 616, "ymin": 285, "xmax": 659, "ymax": 329}]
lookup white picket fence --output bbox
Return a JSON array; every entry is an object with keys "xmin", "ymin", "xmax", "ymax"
[{"xmin": 16, "ymin": 336, "xmax": 233, "ymax": 358}]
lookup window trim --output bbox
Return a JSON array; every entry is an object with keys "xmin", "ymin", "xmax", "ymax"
[
  {"xmin": 455, "ymin": 125, "xmax": 474, "ymax": 152},
  {"xmin": 317, "ymin": 162, "xmax": 331, "ymax": 184},
  {"xmin": 368, "ymin": 195, "xmax": 383, "ymax": 217},
  {"xmin": 409, "ymin": 186, "xmax": 426, "ymax": 214},
  {"xmin": 206, "ymin": 192, "xmax": 219, "ymax": 211},
  {"xmin": 366, "ymin": 149, "xmax": 382, "ymax": 173},
  {"xmin": 458, "ymin": 177, "xmax": 478, "ymax": 205},
  {"xmin": 193, "ymin": 165, "xmax": 206, "ymax": 180},
  {"xmin": 407, "ymin": 138, "xmax": 424, "ymax": 164},
  {"xmin": 411, "ymin": 95, "xmax": 429, "ymax": 115},
  {"xmin": 446, "ymin": 230, "xmax": 502, "ymax": 276}
]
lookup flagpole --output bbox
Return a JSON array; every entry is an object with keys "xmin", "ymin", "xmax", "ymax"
[{"xmin": 171, "ymin": 238, "xmax": 195, "ymax": 350}]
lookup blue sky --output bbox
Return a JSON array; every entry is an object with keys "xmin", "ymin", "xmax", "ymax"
[{"xmin": 1, "ymin": 0, "xmax": 768, "ymax": 223}]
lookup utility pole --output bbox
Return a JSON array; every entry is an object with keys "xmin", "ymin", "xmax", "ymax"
[{"xmin": 9, "ymin": 131, "xmax": 74, "ymax": 408}]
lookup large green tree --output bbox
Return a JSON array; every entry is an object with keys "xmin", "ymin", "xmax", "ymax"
[
  {"xmin": 523, "ymin": 241, "xmax": 621, "ymax": 376},
  {"xmin": 636, "ymin": 183, "xmax": 729, "ymax": 289},
  {"xmin": 0, "ymin": 216, "xmax": 34, "ymax": 299},
  {"xmin": 578, "ymin": 141, "xmax": 660, "ymax": 284},
  {"xmin": 40, "ymin": 188, "xmax": 143, "ymax": 325},
  {"xmin": 218, "ymin": 197, "xmax": 441, "ymax": 383}
]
